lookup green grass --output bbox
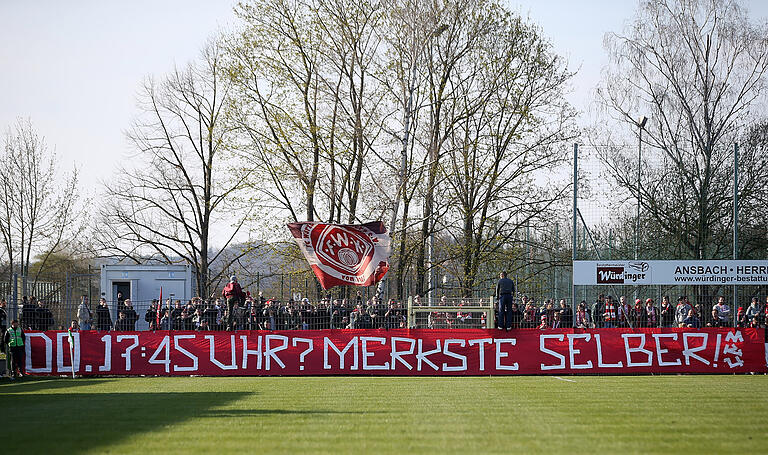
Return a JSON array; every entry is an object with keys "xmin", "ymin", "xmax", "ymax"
[{"xmin": 1, "ymin": 375, "xmax": 766, "ymax": 454}]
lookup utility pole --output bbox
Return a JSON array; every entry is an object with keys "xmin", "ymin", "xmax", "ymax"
[
  {"xmin": 733, "ymin": 143, "xmax": 739, "ymax": 317},
  {"xmin": 572, "ymin": 143, "xmax": 578, "ymax": 312}
]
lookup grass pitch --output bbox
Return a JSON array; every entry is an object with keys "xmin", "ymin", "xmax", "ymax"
[{"xmin": 1, "ymin": 375, "xmax": 766, "ymax": 454}]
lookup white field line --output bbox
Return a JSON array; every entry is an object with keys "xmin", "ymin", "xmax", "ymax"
[{"xmin": 552, "ymin": 376, "xmax": 576, "ymax": 383}]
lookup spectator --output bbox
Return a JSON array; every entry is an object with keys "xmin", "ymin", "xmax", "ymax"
[
  {"xmin": 604, "ymin": 295, "xmax": 617, "ymax": 328},
  {"xmin": 0, "ymin": 299, "xmax": 7, "ymax": 342},
  {"xmin": 159, "ymin": 309, "xmax": 171, "ymax": 330},
  {"xmin": 495, "ymin": 271, "xmax": 516, "ymax": 331},
  {"xmin": 222, "ymin": 276, "xmax": 246, "ymax": 331},
  {"xmin": 509, "ymin": 302, "xmax": 522, "ymax": 330},
  {"xmin": 631, "ymin": 298, "xmax": 646, "ymax": 328},
  {"xmin": 551, "ymin": 311, "xmax": 562, "ymax": 328},
  {"xmin": 537, "ymin": 315, "xmax": 549, "ymax": 330},
  {"xmin": 659, "ymin": 296, "xmax": 674, "ymax": 327},
  {"xmin": 21, "ymin": 296, "xmax": 35, "ymax": 330},
  {"xmin": 171, "ymin": 300, "xmax": 184, "ymax": 330},
  {"xmin": 95, "ymin": 298, "xmax": 113, "ymax": 331},
  {"xmin": 355, "ymin": 306, "xmax": 373, "ymax": 329},
  {"xmin": 523, "ymin": 301, "xmax": 538, "ymax": 328},
  {"xmin": 708, "ymin": 308, "xmax": 722, "ymax": 327},
  {"xmin": 745, "ymin": 297, "xmax": 761, "ymax": 323},
  {"xmin": 77, "ymin": 296, "xmax": 93, "ymax": 330},
  {"xmin": 683, "ymin": 309, "xmax": 701, "ymax": 329},
  {"xmin": 113, "ymin": 312, "xmax": 133, "ymax": 331},
  {"xmin": 617, "ymin": 296, "xmax": 631, "ymax": 328},
  {"xmin": 123, "ymin": 299, "xmax": 139, "ymax": 330},
  {"xmin": 34, "ymin": 300, "xmax": 54, "ymax": 331},
  {"xmin": 645, "ymin": 298, "xmax": 658, "ymax": 328},
  {"xmin": 713, "ymin": 296, "xmax": 730, "ymax": 326},
  {"xmin": 736, "ymin": 307, "xmax": 747, "ymax": 328},
  {"xmin": 675, "ymin": 296, "xmax": 692, "ymax": 327},
  {"xmin": 145, "ymin": 300, "xmax": 159, "ymax": 330},
  {"xmin": 182, "ymin": 302, "xmax": 196, "ymax": 330},
  {"xmin": 591, "ymin": 294, "xmax": 604, "ymax": 328},
  {"xmin": 575, "ymin": 301, "xmax": 591, "ymax": 328},
  {"xmin": 559, "ymin": 299, "xmax": 573, "ymax": 328},
  {"xmin": 543, "ymin": 301, "xmax": 556, "ymax": 327}
]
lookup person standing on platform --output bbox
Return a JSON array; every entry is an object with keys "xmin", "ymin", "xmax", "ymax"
[
  {"xmin": 222, "ymin": 275, "xmax": 246, "ymax": 331},
  {"xmin": 495, "ymin": 271, "xmax": 516, "ymax": 331}
]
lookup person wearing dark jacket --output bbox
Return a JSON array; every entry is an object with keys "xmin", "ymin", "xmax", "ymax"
[
  {"xmin": 113, "ymin": 312, "xmax": 134, "ymax": 331},
  {"xmin": 21, "ymin": 297, "xmax": 36, "ymax": 330},
  {"xmin": 145, "ymin": 301, "xmax": 159, "ymax": 330},
  {"xmin": 495, "ymin": 271, "xmax": 516, "ymax": 331},
  {"xmin": 95, "ymin": 298, "xmax": 113, "ymax": 331},
  {"xmin": 122, "ymin": 299, "xmax": 139, "ymax": 330},
  {"xmin": 659, "ymin": 296, "xmax": 675, "ymax": 327},
  {"xmin": 355, "ymin": 307, "xmax": 373, "ymax": 329},
  {"xmin": 34, "ymin": 301, "xmax": 55, "ymax": 331}
]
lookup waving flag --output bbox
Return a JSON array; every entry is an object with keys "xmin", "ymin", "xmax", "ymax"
[{"xmin": 287, "ymin": 221, "xmax": 392, "ymax": 290}]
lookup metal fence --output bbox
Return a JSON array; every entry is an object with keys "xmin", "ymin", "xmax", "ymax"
[{"xmin": 4, "ymin": 291, "xmax": 765, "ymax": 334}]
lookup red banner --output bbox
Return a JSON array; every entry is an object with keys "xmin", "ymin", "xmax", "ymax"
[
  {"xmin": 287, "ymin": 221, "xmax": 391, "ymax": 289},
  {"xmin": 24, "ymin": 328, "xmax": 765, "ymax": 376}
]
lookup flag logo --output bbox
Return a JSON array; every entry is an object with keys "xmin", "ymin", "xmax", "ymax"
[{"xmin": 288, "ymin": 221, "xmax": 392, "ymax": 289}]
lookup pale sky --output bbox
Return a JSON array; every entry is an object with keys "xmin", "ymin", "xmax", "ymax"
[{"xmin": 1, "ymin": 0, "xmax": 766, "ymax": 189}]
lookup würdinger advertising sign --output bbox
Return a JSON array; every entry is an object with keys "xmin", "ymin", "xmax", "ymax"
[{"xmin": 573, "ymin": 260, "xmax": 768, "ymax": 286}]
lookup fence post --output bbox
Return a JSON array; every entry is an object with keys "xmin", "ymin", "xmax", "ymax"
[
  {"xmin": 733, "ymin": 143, "xmax": 738, "ymax": 325},
  {"xmin": 487, "ymin": 296, "xmax": 495, "ymax": 330},
  {"xmin": 11, "ymin": 273, "xmax": 18, "ymax": 320},
  {"xmin": 407, "ymin": 295, "xmax": 414, "ymax": 328}
]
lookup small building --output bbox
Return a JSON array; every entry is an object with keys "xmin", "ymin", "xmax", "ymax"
[{"xmin": 100, "ymin": 264, "xmax": 194, "ymax": 329}]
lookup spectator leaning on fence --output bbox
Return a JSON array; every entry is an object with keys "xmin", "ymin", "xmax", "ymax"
[
  {"xmin": 746, "ymin": 298, "xmax": 761, "ymax": 323},
  {"xmin": 683, "ymin": 309, "xmax": 701, "ymax": 329}
]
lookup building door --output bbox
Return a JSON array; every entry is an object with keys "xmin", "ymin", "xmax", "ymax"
[{"xmin": 112, "ymin": 281, "xmax": 131, "ymax": 305}]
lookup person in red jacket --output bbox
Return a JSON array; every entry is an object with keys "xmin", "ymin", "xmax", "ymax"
[{"xmin": 222, "ymin": 275, "xmax": 246, "ymax": 331}]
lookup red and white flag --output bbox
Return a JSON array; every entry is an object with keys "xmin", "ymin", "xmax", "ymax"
[
  {"xmin": 287, "ymin": 221, "xmax": 392, "ymax": 290},
  {"xmin": 156, "ymin": 286, "xmax": 163, "ymax": 329}
]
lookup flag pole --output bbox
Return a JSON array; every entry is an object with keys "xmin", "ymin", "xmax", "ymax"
[{"xmin": 68, "ymin": 328, "xmax": 75, "ymax": 379}]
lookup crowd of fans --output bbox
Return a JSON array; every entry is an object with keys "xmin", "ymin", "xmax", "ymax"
[
  {"xmin": 67, "ymin": 291, "xmax": 407, "ymax": 332},
  {"xmin": 2, "ymin": 291, "xmax": 768, "ymax": 333}
]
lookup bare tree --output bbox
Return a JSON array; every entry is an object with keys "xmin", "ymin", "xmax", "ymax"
[
  {"xmin": 441, "ymin": 13, "xmax": 577, "ymax": 294},
  {"xmin": 97, "ymin": 42, "xmax": 251, "ymax": 298},
  {"xmin": 596, "ymin": 0, "xmax": 768, "ymax": 260},
  {"xmin": 229, "ymin": 0, "xmax": 387, "ymax": 227},
  {"xmin": 0, "ymin": 118, "xmax": 83, "ymax": 290}
]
